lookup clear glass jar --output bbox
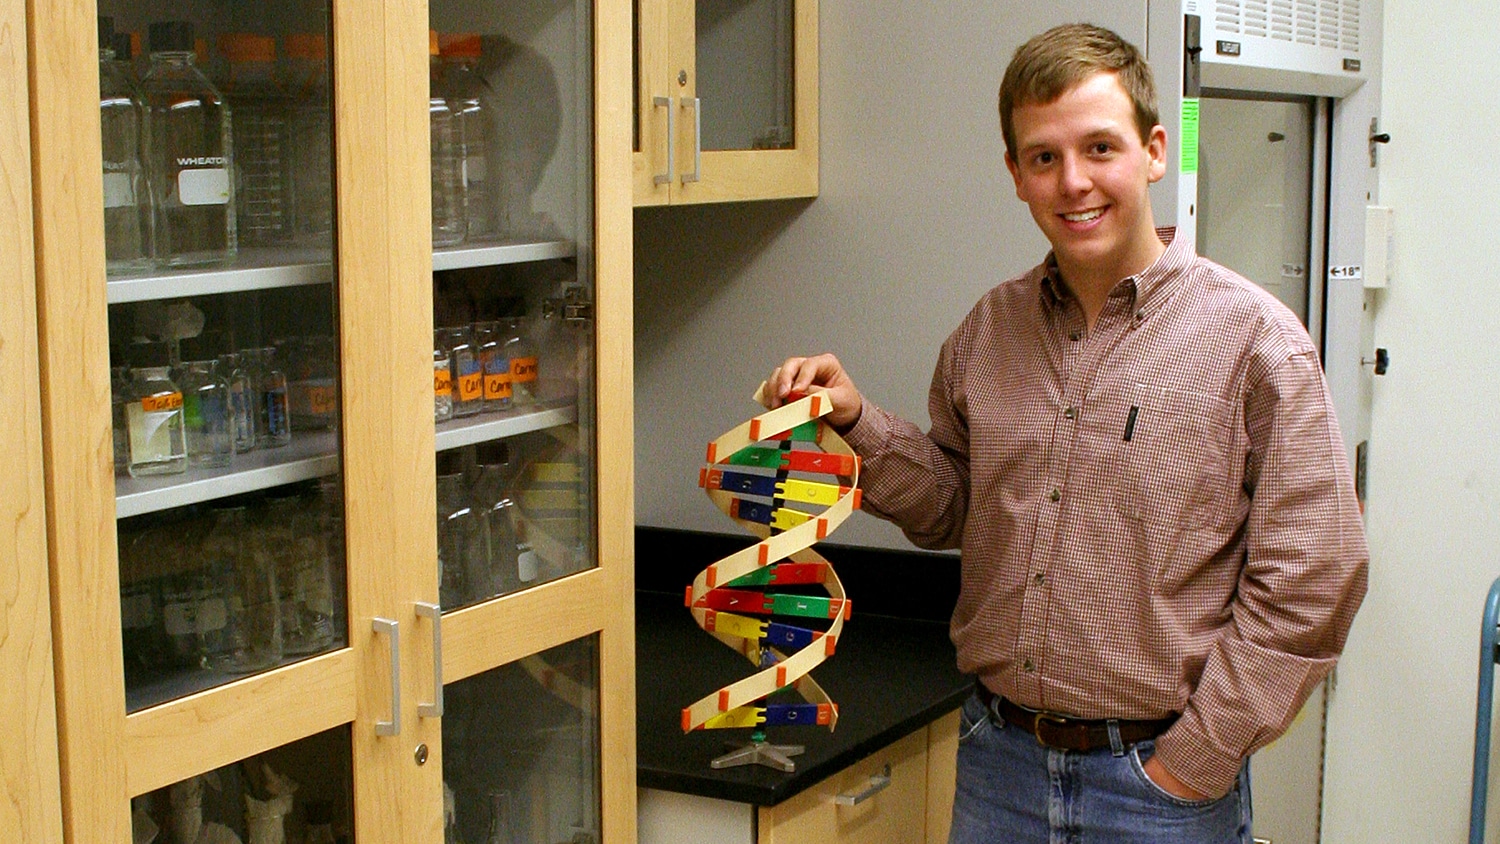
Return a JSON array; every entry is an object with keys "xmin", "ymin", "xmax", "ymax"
[
  {"xmin": 437, "ymin": 473, "xmax": 480, "ymax": 608},
  {"xmin": 502, "ymin": 317, "xmax": 539, "ymax": 407},
  {"xmin": 438, "ymin": 34, "xmax": 495, "ymax": 241},
  {"xmin": 126, "ymin": 365, "xmax": 188, "ymax": 477},
  {"xmin": 99, "ymin": 16, "xmax": 152, "ymax": 275},
  {"xmin": 445, "ymin": 326, "xmax": 483, "ymax": 418},
  {"xmin": 253, "ymin": 346, "xmax": 292, "ymax": 448},
  {"xmin": 434, "ymin": 330, "xmax": 454, "ymax": 422},
  {"xmin": 139, "ymin": 21, "xmax": 237, "ymax": 268},
  {"xmin": 286, "ymin": 34, "xmax": 332, "ymax": 247},
  {"xmin": 203, "ymin": 505, "xmax": 281, "ymax": 673},
  {"xmin": 111, "ymin": 363, "xmax": 131, "ymax": 474},
  {"xmin": 220, "ymin": 34, "xmax": 292, "ymax": 246},
  {"xmin": 219, "ymin": 351, "xmax": 259, "ymax": 453},
  {"xmin": 285, "ymin": 491, "xmax": 337, "ymax": 655},
  {"xmin": 179, "ymin": 359, "xmax": 233, "ymax": 469},
  {"xmin": 289, "ymin": 335, "xmax": 338, "ymax": 431},
  {"xmin": 148, "ymin": 517, "xmax": 228, "ymax": 670},
  {"xmin": 476, "ymin": 320, "xmax": 511, "ymax": 412},
  {"xmin": 475, "ymin": 460, "xmax": 521, "ymax": 598},
  {"xmin": 430, "ymin": 30, "xmax": 466, "ymax": 247}
]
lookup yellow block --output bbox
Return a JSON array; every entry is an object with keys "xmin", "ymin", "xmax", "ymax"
[
  {"xmin": 770, "ymin": 508, "xmax": 814, "ymax": 530},
  {"xmin": 776, "ymin": 478, "xmax": 842, "ymax": 506},
  {"xmin": 704, "ymin": 706, "xmax": 765, "ymax": 730},
  {"xmin": 711, "ymin": 611, "xmax": 767, "ymax": 640}
]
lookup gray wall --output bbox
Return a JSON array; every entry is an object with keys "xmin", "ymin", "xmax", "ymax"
[{"xmin": 635, "ymin": 1, "xmax": 1147, "ymax": 549}]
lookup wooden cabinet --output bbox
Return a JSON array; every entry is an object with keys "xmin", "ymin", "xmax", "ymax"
[
  {"xmin": 26, "ymin": 0, "xmax": 632, "ymax": 838},
  {"xmin": 759, "ymin": 712, "xmax": 958, "ymax": 844},
  {"xmin": 638, "ymin": 712, "xmax": 958, "ymax": 844},
  {"xmin": 632, "ymin": 0, "xmax": 818, "ymax": 205}
]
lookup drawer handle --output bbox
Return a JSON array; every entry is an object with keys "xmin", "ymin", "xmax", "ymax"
[
  {"xmin": 834, "ymin": 764, "xmax": 891, "ymax": 806},
  {"xmin": 652, "ymin": 95, "xmax": 675, "ymax": 186},
  {"xmin": 372, "ymin": 617, "xmax": 401, "ymax": 736}
]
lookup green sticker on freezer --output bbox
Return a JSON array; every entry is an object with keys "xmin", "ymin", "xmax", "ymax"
[{"xmin": 1180, "ymin": 98, "xmax": 1200, "ymax": 174}]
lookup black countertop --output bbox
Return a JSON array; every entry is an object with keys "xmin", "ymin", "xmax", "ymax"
[{"xmin": 634, "ymin": 528, "xmax": 972, "ymax": 806}]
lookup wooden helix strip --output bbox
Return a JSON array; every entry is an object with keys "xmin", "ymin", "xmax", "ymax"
[{"xmin": 681, "ymin": 388, "xmax": 862, "ymax": 733}]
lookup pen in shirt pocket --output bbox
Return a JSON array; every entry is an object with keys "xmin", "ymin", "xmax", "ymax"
[{"xmin": 1123, "ymin": 405, "xmax": 1139, "ymax": 441}]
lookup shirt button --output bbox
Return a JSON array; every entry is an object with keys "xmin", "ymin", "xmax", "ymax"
[
  {"xmin": 1023, "ymin": 659, "xmax": 1036, "ymax": 673},
  {"xmin": 1134, "ymin": 310, "xmax": 1145, "ymax": 322},
  {"xmin": 1064, "ymin": 406, "xmax": 1077, "ymax": 420},
  {"xmin": 1069, "ymin": 330, "xmax": 1082, "ymax": 341},
  {"xmin": 1049, "ymin": 488, "xmax": 1061, "ymax": 502},
  {"xmin": 1033, "ymin": 572, "xmax": 1045, "ymax": 585}
]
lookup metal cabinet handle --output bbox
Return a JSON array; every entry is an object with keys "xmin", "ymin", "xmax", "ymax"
[
  {"xmin": 415, "ymin": 602, "xmax": 443, "ymax": 718},
  {"xmin": 372, "ymin": 618, "xmax": 401, "ymax": 736},
  {"xmin": 834, "ymin": 763, "xmax": 891, "ymax": 806},
  {"xmin": 681, "ymin": 97, "xmax": 702, "ymax": 183},
  {"xmin": 652, "ymin": 96, "xmax": 675, "ymax": 186}
]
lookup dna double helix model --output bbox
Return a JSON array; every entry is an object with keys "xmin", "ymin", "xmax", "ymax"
[{"xmin": 681, "ymin": 387, "xmax": 862, "ymax": 769}]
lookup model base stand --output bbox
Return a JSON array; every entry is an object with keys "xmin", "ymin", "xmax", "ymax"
[{"xmin": 682, "ymin": 387, "xmax": 862, "ymax": 772}]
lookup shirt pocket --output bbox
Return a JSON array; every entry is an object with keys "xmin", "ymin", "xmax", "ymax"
[{"xmin": 1118, "ymin": 383, "xmax": 1233, "ymax": 531}]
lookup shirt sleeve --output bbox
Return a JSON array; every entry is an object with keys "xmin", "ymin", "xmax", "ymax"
[
  {"xmin": 841, "ymin": 338, "xmax": 972, "ymax": 550},
  {"xmin": 1152, "ymin": 349, "xmax": 1370, "ymax": 797}
]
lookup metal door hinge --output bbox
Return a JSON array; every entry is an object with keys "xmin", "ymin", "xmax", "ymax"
[{"xmin": 543, "ymin": 285, "xmax": 594, "ymax": 329}]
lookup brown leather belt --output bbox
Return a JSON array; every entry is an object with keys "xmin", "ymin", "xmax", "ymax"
[{"xmin": 976, "ymin": 683, "xmax": 1176, "ymax": 752}]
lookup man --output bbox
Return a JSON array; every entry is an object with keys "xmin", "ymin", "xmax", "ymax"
[{"xmin": 762, "ymin": 23, "xmax": 1367, "ymax": 843}]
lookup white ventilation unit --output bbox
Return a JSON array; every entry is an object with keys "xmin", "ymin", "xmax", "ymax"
[{"xmin": 1199, "ymin": 0, "xmax": 1370, "ymax": 96}]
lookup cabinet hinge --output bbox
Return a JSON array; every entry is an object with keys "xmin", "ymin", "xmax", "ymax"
[{"xmin": 543, "ymin": 284, "xmax": 594, "ymax": 328}]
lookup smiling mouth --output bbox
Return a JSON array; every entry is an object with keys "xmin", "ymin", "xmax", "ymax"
[{"xmin": 1061, "ymin": 208, "xmax": 1105, "ymax": 223}]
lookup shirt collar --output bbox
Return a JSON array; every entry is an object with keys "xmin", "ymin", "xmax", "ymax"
[{"xmin": 1039, "ymin": 227, "xmax": 1191, "ymax": 322}]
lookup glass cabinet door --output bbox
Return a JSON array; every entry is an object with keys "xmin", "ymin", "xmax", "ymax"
[{"xmin": 632, "ymin": 0, "xmax": 817, "ymax": 204}]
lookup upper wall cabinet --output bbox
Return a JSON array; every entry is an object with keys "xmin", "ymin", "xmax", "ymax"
[{"xmin": 632, "ymin": 0, "xmax": 817, "ymax": 205}]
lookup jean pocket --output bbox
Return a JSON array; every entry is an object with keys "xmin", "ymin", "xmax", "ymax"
[
  {"xmin": 957, "ymin": 692, "xmax": 992, "ymax": 745},
  {"xmin": 1127, "ymin": 742, "xmax": 1221, "ymax": 809}
]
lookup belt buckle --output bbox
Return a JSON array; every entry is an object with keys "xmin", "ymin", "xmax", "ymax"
[{"xmin": 1032, "ymin": 711, "xmax": 1072, "ymax": 748}]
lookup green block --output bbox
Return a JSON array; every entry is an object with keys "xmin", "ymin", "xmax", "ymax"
[
  {"xmin": 727, "ymin": 446, "xmax": 785, "ymax": 469},
  {"xmin": 769, "ymin": 593, "xmax": 834, "ymax": 619},
  {"xmin": 784, "ymin": 421, "xmax": 820, "ymax": 442},
  {"xmin": 726, "ymin": 567, "xmax": 776, "ymax": 587}
]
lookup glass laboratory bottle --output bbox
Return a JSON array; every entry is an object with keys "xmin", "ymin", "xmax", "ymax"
[
  {"xmin": 290, "ymin": 335, "xmax": 338, "ymax": 431},
  {"xmin": 252, "ymin": 346, "xmax": 292, "ymax": 448},
  {"xmin": 475, "ymin": 459, "xmax": 521, "ymax": 598},
  {"xmin": 139, "ymin": 20, "xmax": 237, "ymax": 268},
  {"xmin": 439, "ymin": 34, "xmax": 495, "ymax": 241},
  {"xmin": 434, "ymin": 331, "xmax": 454, "ymax": 422},
  {"xmin": 430, "ymin": 30, "xmax": 466, "ymax": 247},
  {"xmin": 220, "ymin": 34, "xmax": 292, "ymax": 246},
  {"xmin": 204, "ymin": 505, "xmax": 281, "ymax": 673},
  {"xmin": 127, "ymin": 365, "xmax": 188, "ymax": 477},
  {"xmin": 111, "ymin": 363, "xmax": 131, "ymax": 474},
  {"xmin": 285, "ymin": 33, "xmax": 332, "ymax": 246},
  {"xmin": 180, "ymin": 359, "xmax": 233, "ymax": 469},
  {"xmin": 476, "ymin": 320, "xmax": 511, "ymax": 412},
  {"xmin": 285, "ymin": 492, "xmax": 336, "ymax": 654},
  {"xmin": 437, "ymin": 473, "xmax": 478, "ymax": 608},
  {"xmin": 219, "ymin": 351, "xmax": 258, "ymax": 453},
  {"xmin": 502, "ymin": 317, "xmax": 539, "ymax": 407},
  {"xmin": 445, "ymin": 326, "xmax": 483, "ymax": 418},
  {"xmin": 99, "ymin": 16, "xmax": 151, "ymax": 275}
]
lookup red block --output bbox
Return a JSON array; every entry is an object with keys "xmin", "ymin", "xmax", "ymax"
[
  {"xmin": 700, "ymin": 588, "xmax": 772, "ymax": 615},
  {"xmin": 782, "ymin": 450, "xmax": 856, "ymax": 475}
]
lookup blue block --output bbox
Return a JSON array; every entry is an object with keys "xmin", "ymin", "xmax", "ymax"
[
  {"xmin": 717, "ymin": 470, "xmax": 780, "ymax": 498},
  {"xmin": 764, "ymin": 622, "xmax": 817, "ymax": 650},
  {"xmin": 763, "ymin": 703, "xmax": 822, "ymax": 727},
  {"xmin": 732, "ymin": 499, "xmax": 774, "ymax": 524}
]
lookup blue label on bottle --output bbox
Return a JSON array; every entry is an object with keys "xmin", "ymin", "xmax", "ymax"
[{"xmin": 264, "ymin": 388, "xmax": 289, "ymax": 436}]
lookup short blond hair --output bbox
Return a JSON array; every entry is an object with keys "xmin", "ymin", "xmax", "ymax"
[{"xmin": 998, "ymin": 24, "xmax": 1159, "ymax": 158}]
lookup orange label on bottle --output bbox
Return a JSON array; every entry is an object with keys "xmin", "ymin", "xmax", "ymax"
[
  {"xmin": 141, "ymin": 392, "xmax": 184, "ymax": 412},
  {"xmin": 510, "ymin": 357, "xmax": 538, "ymax": 383},
  {"xmin": 434, "ymin": 369, "xmax": 453, "ymax": 396},
  {"xmin": 309, "ymin": 384, "xmax": 338, "ymax": 415},
  {"xmin": 458, "ymin": 372, "xmax": 483, "ymax": 401},
  {"xmin": 484, "ymin": 372, "xmax": 512, "ymax": 400}
]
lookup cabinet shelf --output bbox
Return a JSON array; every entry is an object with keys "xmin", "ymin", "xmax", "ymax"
[
  {"xmin": 115, "ymin": 431, "xmax": 339, "ymax": 519},
  {"xmin": 103, "ymin": 238, "xmax": 578, "ymax": 306},
  {"xmin": 432, "ymin": 238, "xmax": 577, "ymax": 272},
  {"xmin": 105, "ymin": 247, "xmax": 336, "ymax": 305},
  {"xmin": 435, "ymin": 382, "xmax": 579, "ymax": 452}
]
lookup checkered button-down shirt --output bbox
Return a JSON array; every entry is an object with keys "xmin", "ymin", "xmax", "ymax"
[{"xmin": 843, "ymin": 229, "xmax": 1368, "ymax": 797}]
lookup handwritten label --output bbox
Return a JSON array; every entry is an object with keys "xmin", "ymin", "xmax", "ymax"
[
  {"xmin": 510, "ymin": 357, "xmax": 539, "ymax": 383},
  {"xmin": 458, "ymin": 372, "xmax": 483, "ymax": 402},
  {"xmin": 434, "ymin": 369, "xmax": 453, "ymax": 396},
  {"xmin": 484, "ymin": 372, "xmax": 513, "ymax": 400},
  {"xmin": 142, "ymin": 392, "xmax": 183, "ymax": 412}
]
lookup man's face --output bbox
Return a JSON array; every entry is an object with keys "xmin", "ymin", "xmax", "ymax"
[{"xmin": 1004, "ymin": 72, "xmax": 1168, "ymax": 288}]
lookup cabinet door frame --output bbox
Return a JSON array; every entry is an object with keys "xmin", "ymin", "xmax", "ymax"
[
  {"xmin": 633, "ymin": 0, "xmax": 818, "ymax": 205},
  {"xmin": 5, "ymin": 0, "xmax": 66, "ymax": 834}
]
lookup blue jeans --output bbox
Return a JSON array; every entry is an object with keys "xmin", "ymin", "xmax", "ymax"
[{"xmin": 948, "ymin": 692, "xmax": 1253, "ymax": 844}]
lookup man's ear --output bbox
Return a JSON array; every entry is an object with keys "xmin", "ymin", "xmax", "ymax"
[
  {"xmin": 1146, "ymin": 124, "xmax": 1168, "ymax": 183},
  {"xmin": 1005, "ymin": 151, "xmax": 1025, "ymax": 198}
]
